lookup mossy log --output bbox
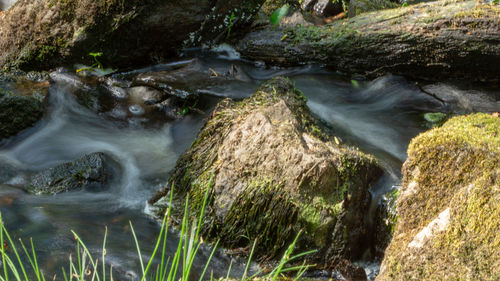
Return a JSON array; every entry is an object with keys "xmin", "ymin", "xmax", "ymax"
[
  {"xmin": 237, "ymin": 0, "xmax": 500, "ymax": 82},
  {"xmin": 0, "ymin": 0, "xmax": 265, "ymax": 71},
  {"xmin": 377, "ymin": 113, "xmax": 500, "ymax": 280},
  {"xmin": 150, "ymin": 77, "xmax": 382, "ymax": 269}
]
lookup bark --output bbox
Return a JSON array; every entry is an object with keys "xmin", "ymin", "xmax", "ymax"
[
  {"xmin": 237, "ymin": 0, "xmax": 500, "ymax": 82},
  {"xmin": 0, "ymin": 0, "xmax": 265, "ymax": 71}
]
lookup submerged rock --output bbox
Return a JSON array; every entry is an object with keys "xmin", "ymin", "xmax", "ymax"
[
  {"xmin": 27, "ymin": 152, "xmax": 114, "ymax": 195},
  {"xmin": 377, "ymin": 113, "xmax": 500, "ymax": 280},
  {"xmin": 150, "ymin": 77, "xmax": 382, "ymax": 268},
  {"xmin": 0, "ymin": 158, "xmax": 18, "ymax": 184},
  {"xmin": 0, "ymin": 86, "xmax": 45, "ymax": 141}
]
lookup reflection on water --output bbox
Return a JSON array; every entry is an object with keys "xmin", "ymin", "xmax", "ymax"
[{"xmin": 0, "ymin": 54, "xmax": 452, "ymax": 279}]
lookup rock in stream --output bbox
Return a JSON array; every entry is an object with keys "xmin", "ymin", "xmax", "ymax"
[
  {"xmin": 27, "ymin": 152, "xmax": 115, "ymax": 195},
  {"xmin": 377, "ymin": 113, "xmax": 500, "ymax": 280},
  {"xmin": 150, "ymin": 77, "xmax": 383, "ymax": 271}
]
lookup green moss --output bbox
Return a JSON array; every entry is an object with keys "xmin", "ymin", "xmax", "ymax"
[
  {"xmin": 380, "ymin": 113, "xmax": 500, "ymax": 280},
  {"xmin": 156, "ymin": 77, "xmax": 381, "ymax": 266},
  {"xmin": 0, "ymin": 91, "xmax": 43, "ymax": 140}
]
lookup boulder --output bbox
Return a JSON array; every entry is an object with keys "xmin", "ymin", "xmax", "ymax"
[
  {"xmin": 0, "ymin": 85, "xmax": 45, "ymax": 141},
  {"xmin": 377, "ymin": 113, "xmax": 500, "ymax": 280},
  {"xmin": 150, "ymin": 77, "xmax": 382, "ymax": 268},
  {"xmin": 0, "ymin": 0, "xmax": 265, "ymax": 71},
  {"xmin": 27, "ymin": 152, "xmax": 114, "ymax": 195}
]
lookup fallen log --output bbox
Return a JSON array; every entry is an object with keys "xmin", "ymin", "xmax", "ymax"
[{"xmin": 237, "ymin": 0, "xmax": 500, "ymax": 82}]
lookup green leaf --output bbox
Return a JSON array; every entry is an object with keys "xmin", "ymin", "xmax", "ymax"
[
  {"xmin": 88, "ymin": 52, "xmax": 103, "ymax": 58},
  {"xmin": 350, "ymin": 79, "xmax": 360, "ymax": 88},
  {"xmin": 270, "ymin": 4, "xmax": 290, "ymax": 28}
]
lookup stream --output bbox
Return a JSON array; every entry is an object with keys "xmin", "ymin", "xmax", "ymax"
[{"xmin": 0, "ymin": 47, "xmax": 489, "ymax": 280}]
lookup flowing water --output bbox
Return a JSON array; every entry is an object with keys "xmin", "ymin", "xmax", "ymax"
[{"xmin": 0, "ymin": 49, "xmax": 476, "ymax": 280}]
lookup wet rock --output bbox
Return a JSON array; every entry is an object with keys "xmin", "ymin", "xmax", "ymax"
[
  {"xmin": 0, "ymin": 0, "xmax": 16, "ymax": 11},
  {"xmin": 0, "ymin": 87, "xmax": 44, "ymax": 141},
  {"xmin": 150, "ymin": 77, "xmax": 382, "ymax": 268},
  {"xmin": 0, "ymin": 0, "xmax": 265, "ymax": 71},
  {"xmin": 0, "ymin": 158, "xmax": 17, "ymax": 184},
  {"xmin": 133, "ymin": 60, "xmax": 215, "ymax": 98},
  {"xmin": 377, "ymin": 113, "xmax": 500, "ymax": 280},
  {"xmin": 27, "ymin": 152, "xmax": 114, "ymax": 195},
  {"xmin": 347, "ymin": 0, "xmax": 398, "ymax": 18},
  {"xmin": 310, "ymin": 0, "xmax": 344, "ymax": 18},
  {"xmin": 338, "ymin": 259, "xmax": 368, "ymax": 281},
  {"xmin": 372, "ymin": 189, "xmax": 398, "ymax": 258},
  {"xmin": 421, "ymin": 83, "xmax": 500, "ymax": 113},
  {"xmin": 127, "ymin": 86, "xmax": 165, "ymax": 105}
]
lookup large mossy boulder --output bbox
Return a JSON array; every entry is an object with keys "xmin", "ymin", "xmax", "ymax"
[
  {"xmin": 377, "ymin": 113, "xmax": 500, "ymax": 280},
  {"xmin": 150, "ymin": 77, "xmax": 382, "ymax": 267},
  {"xmin": 0, "ymin": 0, "xmax": 265, "ymax": 71},
  {"xmin": 27, "ymin": 152, "xmax": 115, "ymax": 195}
]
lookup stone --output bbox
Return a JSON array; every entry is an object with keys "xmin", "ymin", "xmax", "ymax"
[
  {"xmin": 0, "ymin": 0, "xmax": 266, "ymax": 71},
  {"xmin": 377, "ymin": 113, "xmax": 500, "ymax": 280},
  {"xmin": 150, "ymin": 77, "xmax": 382, "ymax": 268},
  {"xmin": 27, "ymin": 152, "xmax": 115, "ymax": 195},
  {"xmin": 0, "ymin": 87, "xmax": 44, "ymax": 141}
]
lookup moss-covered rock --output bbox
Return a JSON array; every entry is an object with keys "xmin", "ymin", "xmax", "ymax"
[
  {"xmin": 0, "ymin": 0, "xmax": 265, "ymax": 71},
  {"xmin": 27, "ymin": 152, "xmax": 115, "ymax": 195},
  {"xmin": 150, "ymin": 77, "xmax": 382, "ymax": 268},
  {"xmin": 377, "ymin": 113, "xmax": 500, "ymax": 280},
  {"xmin": 0, "ymin": 86, "xmax": 45, "ymax": 141}
]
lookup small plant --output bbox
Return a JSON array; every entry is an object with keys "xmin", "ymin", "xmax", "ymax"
[
  {"xmin": 424, "ymin": 112, "xmax": 447, "ymax": 127},
  {"xmin": 270, "ymin": 4, "xmax": 290, "ymax": 29},
  {"xmin": 88, "ymin": 52, "xmax": 103, "ymax": 69},
  {"xmin": 76, "ymin": 52, "xmax": 115, "ymax": 76},
  {"xmin": 226, "ymin": 12, "xmax": 236, "ymax": 39},
  {"xmin": 0, "ymin": 184, "xmax": 314, "ymax": 281}
]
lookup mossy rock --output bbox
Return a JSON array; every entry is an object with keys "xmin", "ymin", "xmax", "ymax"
[
  {"xmin": 0, "ymin": 0, "xmax": 265, "ymax": 71},
  {"xmin": 0, "ymin": 88, "xmax": 44, "ymax": 141},
  {"xmin": 150, "ymin": 77, "xmax": 382, "ymax": 268},
  {"xmin": 27, "ymin": 152, "xmax": 115, "ymax": 195},
  {"xmin": 377, "ymin": 113, "xmax": 500, "ymax": 280}
]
